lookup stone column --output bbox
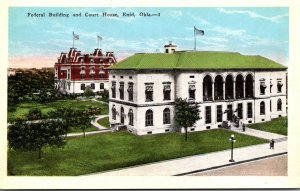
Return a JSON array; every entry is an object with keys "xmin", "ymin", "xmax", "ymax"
[
  {"xmin": 233, "ymin": 80, "xmax": 236, "ymax": 99},
  {"xmin": 212, "ymin": 82, "xmax": 214, "ymax": 101},
  {"xmin": 243, "ymin": 80, "xmax": 246, "ymax": 98},
  {"xmin": 223, "ymin": 81, "xmax": 225, "ymax": 100}
]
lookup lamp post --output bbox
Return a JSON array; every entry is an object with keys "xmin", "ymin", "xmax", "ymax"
[{"xmin": 229, "ymin": 134, "xmax": 236, "ymax": 162}]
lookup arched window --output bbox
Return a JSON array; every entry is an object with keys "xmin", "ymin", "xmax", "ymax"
[
  {"xmin": 236, "ymin": 74, "xmax": 244, "ymax": 99},
  {"xmin": 145, "ymin": 109, "xmax": 153, "ymax": 126},
  {"xmin": 260, "ymin": 101, "xmax": 265, "ymax": 115},
  {"xmin": 128, "ymin": 109, "xmax": 134, "ymax": 126},
  {"xmin": 245, "ymin": 74, "xmax": 254, "ymax": 98},
  {"xmin": 120, "ymin": 107, "xmax": 124, "ymax": 124},
  {"xmin": 225, "ymin": 75, "xmax": 234, "ymax": 99},
  {"xmin": 163, "ymin": 108, "xmax": 171, "ymax": 124},
  {"xmin": 112, "ymin": 105, "xmax": 116, "ymax": 120},
  {"xmin": 203, "ymin": 75, "xmax": 212, "ymax": 101},
  {"xmin": 214, "ymin": 75, "xmax": 224, "ymax": 100},
  {"xmin": 277, "ymin": 99, "xmax": 282, "ymax": 111}
]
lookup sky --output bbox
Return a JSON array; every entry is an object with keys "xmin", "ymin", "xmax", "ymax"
[{"xmin": 8, "ymin": 7, "xmax": 289, "ymax": 68}]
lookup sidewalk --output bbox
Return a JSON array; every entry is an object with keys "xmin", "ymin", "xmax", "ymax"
[
  {"xmin": 230, "ymin": 126, "xmax": 286, "ymax": 140},
  {"xmin": 91, "ymin": 115, "xmax": 109, "ymax": 130},
  {"xmin": 67, "ymin": 115, "xmax": 111, "ymax": 138},
  {"xmin": 84, "ymin": 140, "xmax": 287, "ymax": 176}
]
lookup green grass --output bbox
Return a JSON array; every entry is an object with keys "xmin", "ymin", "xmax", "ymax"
[
  {"xmin": 248, "ymin": 117, "xmax": 287, "ymax": 135},
  {"xmin": 97, "ymin": 117, "xmax": 109, "ymax": 128},
  {"xmin": 8, "ymin": 129, "xmax": 267, "ymax": 176},
  {"xmin": 8, "ymin": 99, "xmax": 108, "ymax": 122},
  {"xmin": 68, "ymin": 125, "xmax": 99, "ymax": 133}
]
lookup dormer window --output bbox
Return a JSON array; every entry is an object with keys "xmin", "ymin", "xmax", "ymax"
[
  {"xmin": 90, "ymin": 59, "xmax": 94, "ymax": 63},
  {"xmin": 80, "ymin": 58, "xmax": 84, "ymax": 64},
  {"xmin": 100, "ymin": 59, "xmax": 103, "ymax": 64}
]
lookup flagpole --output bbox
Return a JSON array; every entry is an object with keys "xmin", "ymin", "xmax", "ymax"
[
  {"xmin": 72, "ymin": 31, "xmax": 74, "ymax": 48},
  {"xmin": 194, "ymin": 26, "xmax": 196, "ymax": 51},
  {"xmin": 97, "ymin": 37, "xmax": 99, "ymax": 49}
]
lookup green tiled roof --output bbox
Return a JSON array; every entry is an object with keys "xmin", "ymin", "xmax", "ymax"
[{"xmin": 108, "ymin": 51, "xmax": 286, "ymax": 70}]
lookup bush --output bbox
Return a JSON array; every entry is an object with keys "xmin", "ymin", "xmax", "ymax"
[
  {"xmin": 83, "ymin": 86, "xmax": 95, "ymax": 97},
  {"xmin": 27, "ymin": 108, "xmax": 42, "ymax": 120}
]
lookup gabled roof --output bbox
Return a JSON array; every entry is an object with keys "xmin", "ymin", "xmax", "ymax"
[{"xmin": 108, "ymin": 51, "xmax": 287, "ymax": 70}]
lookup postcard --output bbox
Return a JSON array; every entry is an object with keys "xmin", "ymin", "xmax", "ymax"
[{"xmin": 1, "ymin": 0, "xmax": 300, "ymax": 189}]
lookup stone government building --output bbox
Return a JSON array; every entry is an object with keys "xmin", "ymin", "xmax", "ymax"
[
  {"xmin": 108, "ymin": 43, "xmax": 287, "ymax": 135},
  {"xmin": 54, "ymin": 48, "xmax": 117, "ymax": 94}
]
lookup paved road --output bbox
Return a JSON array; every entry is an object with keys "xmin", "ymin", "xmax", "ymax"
[{"xmin": 189, "ymin": 154, "xmax": 287, "ymax": 176}]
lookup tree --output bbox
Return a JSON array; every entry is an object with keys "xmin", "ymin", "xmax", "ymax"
[
  {"xmin": 26, "ymin": 108, "xmax": 43, "ymax": 120},
  {"xmin": 174, "ymin": 98, "xmax": 201, "ymax": 141},
  {"xmin": 8, "ymin": 119, "xmax": 67, "ymax": 159},
  {"xmin": 83, "ymin": 85, "xmax": 95, "ymax": 97}
]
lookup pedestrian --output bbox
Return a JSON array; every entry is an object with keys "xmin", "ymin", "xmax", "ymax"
[
  {"xmin": 242, "ymin": 123, "xmax": 246, "ymax": 132},
  {"xmin": 270, "ymin": 139, "xmax": 275, "ymax": 149}
]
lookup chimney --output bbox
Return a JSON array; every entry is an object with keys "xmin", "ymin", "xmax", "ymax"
[{"xmin": 164, "ymin": 41, "xmax": 177, "ymax": 54}]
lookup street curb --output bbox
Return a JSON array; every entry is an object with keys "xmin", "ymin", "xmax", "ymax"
[{"xmin": 174, "ymin": 152, "xmax": 288, "ymax": 176}]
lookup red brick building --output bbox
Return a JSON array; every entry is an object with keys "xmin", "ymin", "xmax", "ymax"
[{"xmin": 54, "ymin": 48, "xmax": 117, "ymax": 94}]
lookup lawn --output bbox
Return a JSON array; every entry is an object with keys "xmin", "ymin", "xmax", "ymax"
[
  {"xmin": 8, "ymin": 129, "xmax": 267, "ymax": 176},
  {"xmin": 247, "ymin": 117, "xmax": 287, "ymax": 135},
  {"xmin": 97, "ymin": 117, "xmax": 109, "ymax": 128},
  {"xmin": 7, "ymin": 99, "xmax": 108, "ymax": 122},
  {"xmin": 68, "ymin": 125, "xmax": 99, "ymax": 133}
]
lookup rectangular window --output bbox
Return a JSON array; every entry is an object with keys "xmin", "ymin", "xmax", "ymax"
[
  {"xmin": 128, "ymin": 82, "xmax": 133, "ymax": 101},
  {"xmin": 119, "ymin": 82, "xmax": 124, "ymax": 100},
  {"xmin": 227, "ymin": 104, "xmax": 233, "ymax": 121},
  {"xmin": 90, "ymin": 74, "xmax": 94, "ymax": 80},
  {"xmin": 100, "ymin": 83, "xmax": 104, "ymax": 90},
  {"xmin": 111, "ymin": 81, "xmax": 116, "ymax": 98},
  {"xmin": 80, "ymin": 74, "xmax": 85, "ymax": 80},
  {"xmin": 189, "ymin": 85, "xmax": 196, "ymax": 100},
  {"xmin": 99, "ymin": 74, "xmax": 104, "ymax": 79},
  {"xmin": 90, "ymin": 83, "xmax": 95, "ymax": 90},
  {"xmin": 217, "ymin": 105, "xmax": 222, "ymax": 122},
  {"xmin": 277, "ymin": 81, "xmax": 283, "ymax": 93},
  {"xmin": 247, "ymin": 102, "xmax": 253, "ymax": 118},
  {"xmin": 237, "ymin": 103, "xmax": 243, "ymax": 119},
  {"xmin": 260, "ymin": 82, "xmax": 266, "ymax": 95},
  {"xmin": 145, "ymin": 85, "xmax": 153, "ymax": 101},
  {"xmin": 190, "ymin": 75, "xmax": 195, "ymax": 78},
  {"xmin": 163, "ymin": 85, "xmax": 171, "ymax": 100},
  {"xmin": 205, "ymin": 106, "xmax": 211, "ymax": 124},
  {"xmin": 80, "ymin": 84, "xmax": 85, "ymax": 90}
]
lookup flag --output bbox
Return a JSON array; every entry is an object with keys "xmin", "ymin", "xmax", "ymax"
[
  {"xmin": 194, "ymin": 26, "xmax": 204, "ymax": 36},
  {"xmin": 73, "ymin": 32, "xmax": 79, "ymax": 40},
  {"xmin": 97, "ymin": 35, "xmax": 102, "ymax": 41}
]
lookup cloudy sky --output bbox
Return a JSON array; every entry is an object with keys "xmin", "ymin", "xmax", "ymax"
[{"xmin": 9, "ymin": 7, "xmax": 288, "ymax": 68}]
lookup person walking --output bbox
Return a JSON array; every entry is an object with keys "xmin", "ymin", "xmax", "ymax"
[
  {"xmin": 270, "ymin": 139, "xmax": 275, "ymax": 149},
  {"xmin": 242, "ymin": 123, "xmax": 246, "ymax": 132}
]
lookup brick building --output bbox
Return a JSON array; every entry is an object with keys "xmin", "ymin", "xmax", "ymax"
[{"xmin": 54, "ymin": 47, "xmax": 117, "ymax": 94}]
